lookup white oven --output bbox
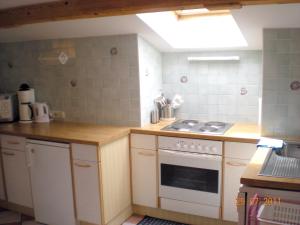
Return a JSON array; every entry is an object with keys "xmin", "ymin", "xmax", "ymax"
[{"xmin": 158, "ymin": 136, "xmax": 223, "ymax": 219}]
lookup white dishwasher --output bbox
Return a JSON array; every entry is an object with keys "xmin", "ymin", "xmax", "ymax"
[{"xmin": 26, "ymin": 139, "xmax": 76, "ymax": 225}]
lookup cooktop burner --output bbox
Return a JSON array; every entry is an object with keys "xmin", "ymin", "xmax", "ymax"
[
  {"xmin": 162, "ymin": 120, "xmax": 233, "ymax": 135},
  {"xmin": 182, "ymin": 120, "xmax": 199, "ymax": 126},
  {"xmin": 204, "ymin": 121, "xmax": 226, "ymax": 128},
  {"xmin": 199, "ymin": 126, "xmax": 218, "ymax": 133}
]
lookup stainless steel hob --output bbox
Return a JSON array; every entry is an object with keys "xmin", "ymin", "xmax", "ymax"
[{"xmin": 162, "ymin": 120, "xmax": 233, "ymax": 135}]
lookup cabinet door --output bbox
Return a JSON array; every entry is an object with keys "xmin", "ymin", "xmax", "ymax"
[
  {"xmin": 223, "ymin": 158, "xmax": 248, "ymax": 222},
  {"xmin": 73, "ymin": 160, "xmax": 101, "ymax": 225},
  {"xmin": 131, "ymin": 148, "xmax": 157, "ymax": 208},
  {"xmin": 28, "ymin": 142, "xmax": 75, "ymax": 225},
  {"xmin": 2, "ymin": 149, "xmax": 32, "ymax": 207},
  {"xmin": 225, "ymin": 142, "xmax": 257, "ymax": 160}
]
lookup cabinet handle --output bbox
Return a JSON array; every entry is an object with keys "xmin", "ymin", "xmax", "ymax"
[
  {"xmin": 138, "ymin": 151, "xmax": 155, "ymax": 157},
  {"xmin": 3, "ymin": 152, "xmax": 15, "ymax": 156},
  {"xmin": 74, "ymin": 162, "xmax": 92, "ymax": 168},
  {"xmin": 6, "ymin": 141, "xmax": 20, "ymax": 145},
  {"xmin": 226, "ymin": 161, "xmax": 247, "ymax": 167},
  {"xmin": 25, "ymin": 145, "xmax": 34, "ymax": 167}
]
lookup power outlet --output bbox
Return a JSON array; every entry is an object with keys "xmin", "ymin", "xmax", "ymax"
[{"xmin": 52, "ymin": 111, "xmax": 66, "ymax": 120}]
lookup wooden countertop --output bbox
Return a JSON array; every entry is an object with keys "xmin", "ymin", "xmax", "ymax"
[
  {"xmin": 131, "ymin": 121, "xmax": 261, "ymax": 143},
  {"xmin": 241, "ymin": 147, "xmax": 300, "ymax": 191},
  {"xmin": 0, "ymin": 122, "xmax": 131, "ymax": 146}
]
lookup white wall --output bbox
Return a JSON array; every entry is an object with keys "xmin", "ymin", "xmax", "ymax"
[
  {"xmin": 138, "ymin": 36, "xmax": 162, "ymax": 126},
  {"xmin": 262, "ymin": 28, "xmax": 300, "ymax": 136}
]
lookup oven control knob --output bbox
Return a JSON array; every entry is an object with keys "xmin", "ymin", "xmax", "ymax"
[
  {"xmin": 190, "ymin": 144, "xmax": 195, "ymax": 149},
  {"xmin": 205, "ymin": 146, "xmax": 210, "ymax": 152},
  {"xmin": 211, "ymin": 147, "xmax": 217, "ymax": 154},
  {"xmin": 197, "ymin": 145, "xmax": 203, "ymax": 152},
  {"xmin": 183, "ymin": 144, "xmax": 188, "ymax": 149},
  {"xmin": 176, "ymin": 143, "xmax": 181, "ymax": 148}
]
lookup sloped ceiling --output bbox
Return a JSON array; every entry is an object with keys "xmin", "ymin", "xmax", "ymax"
[
  {"xmin": 0, "ymin": 0, "xmax": 57, "ymax": 9},
  {"xmin": 0, "ymin": 3, "xmax": 300, "ymax": 52}
]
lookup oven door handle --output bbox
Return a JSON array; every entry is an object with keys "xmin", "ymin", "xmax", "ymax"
[{"xmin": 159, "ymin": 149, "xmax": 222, "ymax": 161}]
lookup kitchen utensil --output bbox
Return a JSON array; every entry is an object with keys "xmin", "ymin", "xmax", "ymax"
[
  {"xmin": 161, "ymin": 104, "xmax": 175, "ymax": 121},
  {"xmin": 171, "ymin": 94, "xmax": 184, "ymax": 109},
  {"xmin": 151, "ymin": 109, "xmax": 160, "ymax": 124},
  {"xmin": 32, "ymin": 102, "xmax": 50, "ymax": 123}
]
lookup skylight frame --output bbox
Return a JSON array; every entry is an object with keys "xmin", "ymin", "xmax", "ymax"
[{"xmin": 137, "ymin": 11, "xmax": 248, "ymax": 49}]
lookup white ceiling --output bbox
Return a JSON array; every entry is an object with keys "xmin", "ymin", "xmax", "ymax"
[{"xmin": 0, "ymin": 3, "xmax": 300, "ymax": 51}]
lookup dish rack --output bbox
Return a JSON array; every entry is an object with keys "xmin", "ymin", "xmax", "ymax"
[
  {"xmin": 248, "ymin": 196, "xmax": 300, "ymax": 225},
  {"xmin": 257, "ymin": 202, "xmax": 300, "ymax": 225}
]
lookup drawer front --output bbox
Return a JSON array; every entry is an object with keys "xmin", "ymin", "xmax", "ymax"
[
  {"xmin": 131, "ymin": 134, "xmax": 156, "ymax": 150},
  {"xmin": 1, "ymin": 135, "xmax": 26, "ymax": 151},
  {"xmin": 72, "ymin": 143, "xmax": 98, "ymax": 162},
  {"xmin": 225, "ymin": 142, "xmax": 257, "ymax": 160}
]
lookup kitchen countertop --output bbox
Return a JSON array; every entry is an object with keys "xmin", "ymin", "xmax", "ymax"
[
  {"xmin": 241, "ymin": 147, "xmax": 300, "ymax": 191},
  {"xmin": 0, "ymin": 121, "xmax": 131, "ymax": 146},
  {"xmin": 131, "ymin": 121, "xmax": 261, "ymax": 143}
]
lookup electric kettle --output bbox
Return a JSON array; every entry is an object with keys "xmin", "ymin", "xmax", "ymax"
[{"xmin": 32, "ymin": 102, "xmax": 50, "ymax": 123}]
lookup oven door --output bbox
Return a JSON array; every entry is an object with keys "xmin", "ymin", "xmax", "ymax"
[{"xmin": 159, "ymin": 149, "xmax": 222, "ymax": 206}]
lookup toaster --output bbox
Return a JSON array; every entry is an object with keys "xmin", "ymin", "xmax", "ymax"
[{"xmin": 0, "ymin": 93, "xmax": 18, "ymax": 122}]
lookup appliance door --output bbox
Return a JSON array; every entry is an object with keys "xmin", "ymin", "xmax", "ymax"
[
  {"xmin": 26, "ymin": 141, "xmax": 76, "ymax": 225},
  {"xmin": 159, "ymin": 149, "xmax": 222, "ymax": 206}
]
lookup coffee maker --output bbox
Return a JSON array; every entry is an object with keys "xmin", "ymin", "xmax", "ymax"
[{"xmin": 17, "ymin": 84, "xmax": 35, "ymax": 123}]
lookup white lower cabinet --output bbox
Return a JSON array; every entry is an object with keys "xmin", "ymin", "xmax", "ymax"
[
  {"xmin": 223, "ymin": 158, "xmax": 248, "ymax": 222},
  {"xmin": 131, "ymin": 148, "xmax": 157, "ymax": 208},
  {"xmin": 73, "ymin": 159, "xmax": 101, "ymax": 225},
  {"xmin": 2, "ymin": 149, "xmax": 32, "ymax": 207},
  {"xmin": 27, "ymin": 140, "xmax": 75, "ymax": 225},
  {"xmin": 223, "ymin": 142, "xmax": 257, "ymax": 222}
]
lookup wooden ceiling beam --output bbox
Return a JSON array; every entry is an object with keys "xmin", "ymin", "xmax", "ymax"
[{"xmin": 0, "ymin": 0, "xmax": 299, "ymax": 28}]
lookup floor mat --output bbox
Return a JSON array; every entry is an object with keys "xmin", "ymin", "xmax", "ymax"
[
  {"xmin": 137, "ymin": 216, "xmax": 188, "ymax": 225},
  {"xmin": 0, "ymin": 211, "xmax": 21, "ymax": 224}
]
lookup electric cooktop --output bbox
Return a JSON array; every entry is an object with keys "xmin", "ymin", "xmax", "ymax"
[{"xmin": 162, "ymin": 120, "xmax": 233, "ymax": 135}]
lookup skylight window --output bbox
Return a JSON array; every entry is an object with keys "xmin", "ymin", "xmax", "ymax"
[{"xmin": 137, "ymin": 10, "xmax": 247, "ymax": 49}]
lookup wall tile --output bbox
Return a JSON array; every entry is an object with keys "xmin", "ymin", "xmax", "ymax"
[
  {"xmin": 262, "ymin": 28, "xmax": 300, "ymax": 136},
  {"xmin": 0, "ymin": 34, "xmax": 141, "ymax": 126},
  {"xmin": 162, "ymin": 51, "xmax": 262, "ymax": 123}
]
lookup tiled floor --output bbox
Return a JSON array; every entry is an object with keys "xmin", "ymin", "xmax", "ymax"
[
  {"xmin": 0, "ymin": 209, "xmax": 141, "ymax": 225},
  {"xmin": 0, "ymin": 209, "xmax": 41, "ymax": 225},
  {"xmin": 122, "ymin": 215, "xmax": 144, "ymax": 225}
]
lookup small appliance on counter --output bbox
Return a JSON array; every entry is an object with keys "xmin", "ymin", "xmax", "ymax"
[
  {"xmin": 17, "ymin": 83, "xmax": 35, "ymax": 123},
  {"xmin": 0, "ymin": 93, "xmax": 18, "ymax": 122},
  {"xmin": 32, "ymin": 102, "xmax": 50, "ymax": 123}
]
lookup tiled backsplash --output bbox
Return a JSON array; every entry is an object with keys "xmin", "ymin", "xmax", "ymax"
[
  {"xmin": 0, "ymin": 34, "xmax": 141, "ymax": 126},
  {"xmin": 262, "ymin": 28, "xmax": 300, "ymax": 136},
  {"xmin": 138, "ymin": 37, "xmax": 162, "ymax": 126},
  {"xmin": 162, "ymin": 51, "xmax": 262, "ymax": 123}
]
